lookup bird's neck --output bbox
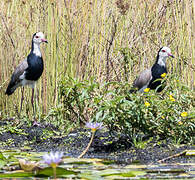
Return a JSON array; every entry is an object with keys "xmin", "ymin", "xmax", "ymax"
[
  {"xmin": 31, "ymin": 42, "xmax": 42, "ymax": 57},
  {"xmin": 156, "ymin": 55, "xmax": 167, "ymax": 67}
]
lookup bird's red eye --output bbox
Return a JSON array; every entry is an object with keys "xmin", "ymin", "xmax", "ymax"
[
  {"xmin": 162, "ymin": 50, "xmax": 166, "ymax": 52},
  {"xmin": 35, "ymin": 36, "xmax": 39, "ymax": 38}
]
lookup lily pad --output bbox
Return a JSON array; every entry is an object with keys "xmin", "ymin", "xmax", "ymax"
[
  {"xmin": 63, "ymin": 157, "xmax": 103, "ymax": 165},
  {"xmin": 0, "ymin": 170, "xmax": 34, "ymax": 178},
  {"xmin": 79, "ymin": 172, "xmax": 103, "ymax": 180},
  {"xmin": 36, "ymin": 167, "xmax": 77, "ymax": 177}
]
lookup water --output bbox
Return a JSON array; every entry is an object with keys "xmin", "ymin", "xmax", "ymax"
[{"xmin": 0, "ymin": 150, "xmax": 194, "ymax": 179}]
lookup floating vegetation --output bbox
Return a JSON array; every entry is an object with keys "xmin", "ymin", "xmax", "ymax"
[{"xmin": 0, "ymin": 150, "xmax": 195, "ymax": 179}]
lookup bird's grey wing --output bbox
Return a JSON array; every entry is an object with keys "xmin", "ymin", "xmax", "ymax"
[
  {"xmin": 6, "ymin": 58, "xmax": 28, "ymax": 95},
  {"xmin": 11, "ymin": 58, "xmax": 28, "ymax": 83},
  {"xmin": 133, "ymin": 68, "xmax": 152, "ymax": 90}
]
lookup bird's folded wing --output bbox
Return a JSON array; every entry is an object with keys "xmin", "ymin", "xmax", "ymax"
[
  {"xmin": 11, "ymin": 58, "xmax": 28, "ymax": 84},
  {"xmin": 133, "ymin": 68, "xmax": 152, "ymax": 89}
]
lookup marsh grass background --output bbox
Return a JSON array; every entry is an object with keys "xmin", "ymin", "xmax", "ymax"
[{"xmin": 0, "ymin": 0, "xmax": 194, "ymax": 118}]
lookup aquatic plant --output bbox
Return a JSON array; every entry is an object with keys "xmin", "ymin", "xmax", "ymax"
[
  {"xmin": 85, "ymin": 122, "xmax": 104, "ymax": 132},
  {"xmin": 78, "ymin": 122, "xmax": 104, "ymax": 158},
  {"xmin": 42, "ymin": 151, "xmax": 63, "ymax": 178},
  {"xmin": 19, "ymin": 159, "xmax": 39, "ymax": 172},
  {"xmin": 42, "ymin": 151, "xmax": 63, "ymax": 166}
]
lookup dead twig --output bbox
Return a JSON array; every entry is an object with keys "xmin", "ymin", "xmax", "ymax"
[{"xmin": 157, "ymin": 150, "xmax": 187, "ymax": 163}]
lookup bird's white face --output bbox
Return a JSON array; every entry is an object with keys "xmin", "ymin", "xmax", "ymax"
[
  {"xmin": 159, "ymin": 46, "xmax": 174, "ymax": 58},
  {"xmin": 33, "ymin": 32, "xmax": 48, "ymax": 44}
]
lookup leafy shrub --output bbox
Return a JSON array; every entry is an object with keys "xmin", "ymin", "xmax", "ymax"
[{"xmin": 53, "ymin": 76, "xmax": 194, "ymax": 143}]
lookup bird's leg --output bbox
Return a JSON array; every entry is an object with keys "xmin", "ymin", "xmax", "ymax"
[
  {"xmin": 31, "ymin": 88, "xmax": 40, "ymax": 126},
  {"xmin": 20, "ymin": 87, "xmax": 25, "ymax": 114},
  {"xmin": 31, "ymin": 88, "xmax": 35, "ymax": 116}
]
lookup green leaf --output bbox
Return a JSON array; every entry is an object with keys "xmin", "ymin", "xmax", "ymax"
[
  {"xmin": 79, "ymin": 172, "xmax": 102, "ymax": 180},
  {"xmin": 0, "ymin": 160, "xmax": 7, "ymax": 169},
  {"xmin": 0, "ymin": 152, "xmax": 6, "ymax": 160},
  {"xmin": 97, "ymin": 169, "xmax": 121, "ymax": 176},
  {"xmin": 36, "ymin": 167, "xmax": 76, "ymax": 177},
  {"xmin": 120, "ymin": 170, "xmax": 146, "ymax": 177},
  {"xmin": 0, "ymin": 170, "xmax": 34, "ymax": 178}
]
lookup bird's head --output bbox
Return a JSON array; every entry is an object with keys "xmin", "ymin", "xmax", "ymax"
[
  {"xmin": 155, "ymin": 46, "xmax": 174, "ymax": 67},
  {"xmin": 32, "ymin": 32, "xmax": 48, "ymax": 44},
  {"xmin": 158, "ymin": 46, "xmax": 174, "ymax": 59}
]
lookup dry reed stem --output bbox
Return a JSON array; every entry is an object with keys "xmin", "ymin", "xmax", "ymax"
[{"xmin": 0, "ymin": 0, "xmax": 194, "ymax": 117}]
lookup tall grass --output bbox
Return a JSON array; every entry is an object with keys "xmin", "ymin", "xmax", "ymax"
[{"xmin": 0, "ymin": 0, "xmax": 194, "ymax": 117}]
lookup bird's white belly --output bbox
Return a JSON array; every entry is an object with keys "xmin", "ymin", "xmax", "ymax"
[
  {"xmin": 19, "ymin": 72, "xmax": 35, "ymax": 88},
  {"xmin": 21, "ymin": 79, "xmax": 35, "ymax": 88}
]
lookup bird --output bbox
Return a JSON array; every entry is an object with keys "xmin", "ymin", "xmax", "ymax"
[
  {"xmin": 131, "ymin": 46, "xmax": 174, "ymax": 93},
  {"xmin": 5, "ymin": 32, "xmax": 48, "ymax": 118}
]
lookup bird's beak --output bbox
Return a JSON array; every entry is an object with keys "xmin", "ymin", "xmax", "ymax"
[
  {"xmin": 168, "ymin": 53, "xmax": 174, "ymax": 58},
  {"xmin": 41, "ymin": 38, "xmax": 48, "ymax": 43}
]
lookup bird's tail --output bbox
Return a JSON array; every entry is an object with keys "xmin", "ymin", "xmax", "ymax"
[{"xmin": 5, "ymin": 82, "xmax": 17, "ymax": 95}]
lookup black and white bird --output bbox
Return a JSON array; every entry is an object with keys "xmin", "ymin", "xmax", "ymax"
[
  {"xmin": 5, "ymin": 32, "xmax": 48, "ymax": 114},
  {"xmin": 132, "ymin": 46, "xmax": 174, "ymax": 92}
]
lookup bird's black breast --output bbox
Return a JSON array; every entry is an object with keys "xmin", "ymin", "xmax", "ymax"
[
  {"xmin": 151, "ymin": 64, "xmax": 167, "ymax": 79},
  {"xmin": 25, "ymin": 53, "xmax": 44, "ymax": 81},
  {"xmin": 148, "ymin": 64, "xmax": 167, "ymax": 92}
]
